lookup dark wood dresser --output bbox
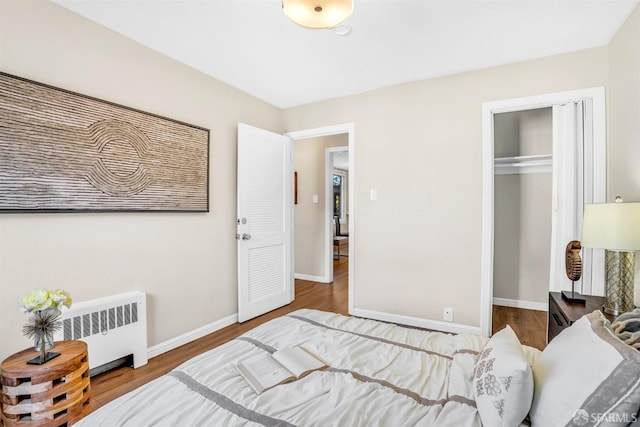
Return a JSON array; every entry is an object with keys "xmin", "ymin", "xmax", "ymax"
[{"xmin": 548, "ymin": 292, "xmax": 614, "ymax": 343}]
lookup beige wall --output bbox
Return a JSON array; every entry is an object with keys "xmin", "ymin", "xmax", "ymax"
[
  {"xmin": 284, "ymin": 48, "xmax": 608, "ymax": 326},
  {"xmin": 494, "ymin": 173, "xmax": 553, "ymax": 302},
  {"xmin": 294, "ymin": 135, "xmax": 348, "ymax": 277},
  {"xmin": 608, "ymin": 3, "xmax": 640, "ymax": 291},
  {"xmin": 0, "ymin": 0, "xmax": 282, "ymax": 361},
  {"xmin": 494, "ymin": 109, "xmax": 553, "ymax": 303},
  {"xmin": 609, "ymin": 3, "xmax": 640, "ymax": 202},
  {"xmin": 494, "ymin": 108, "xmax": 553, "ymax": 157}
]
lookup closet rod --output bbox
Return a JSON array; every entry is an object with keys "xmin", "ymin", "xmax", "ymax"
[{"xmin": 494, "ymin": 154, "xmax": 552, "ymax": 175}]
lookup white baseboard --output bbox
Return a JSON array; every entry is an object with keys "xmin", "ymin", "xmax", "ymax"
[
  {"xmin": 350, "ymin": 307, "xmax": 481, "ymax": 335},
  {"xmin": 147, "ymin": 313, "xmax": 238, "ymax": 359},
  {"xmin": 493, "ymin": 297, "xmax": 548, "ymax": 312},
  {"xmin": 295, "ymin": 273, "xmax": 331, "ymax": 283}
]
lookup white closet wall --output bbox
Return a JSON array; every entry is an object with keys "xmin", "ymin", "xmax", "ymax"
[{"xmin": 493, "ymin": 108, "xmax": 552, "ymax": 306}]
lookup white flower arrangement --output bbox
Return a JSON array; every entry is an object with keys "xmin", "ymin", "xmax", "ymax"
[
  {"xmin": 20, "ymin": 289, "xmax": 72, "ymax": 313},
  {"xmin": 20, "ymin": 289, "xmax": 72, "ymax": 362}
]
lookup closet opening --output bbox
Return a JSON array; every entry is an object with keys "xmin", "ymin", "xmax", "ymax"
[
  {"xmin": 493, "ymin": 108, "xmax": 552, "ymax": 312},
  {"xmin": 480, "ymin": 88, "xmax": 606, "ymax": 338}
]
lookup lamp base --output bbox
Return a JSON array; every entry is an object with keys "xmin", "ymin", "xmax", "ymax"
[
  {"xmin": 603, "ymin": 250, "xmax": 635, "ymax": 317},
  {"xmin": 562, "ymin": 290, "xmax": 586, "ymax": 304}
]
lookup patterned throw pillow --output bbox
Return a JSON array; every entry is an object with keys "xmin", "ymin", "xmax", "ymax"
[
  {"xmin": 612, "ymin": 308, "xmax": 640, "ymax": 349},
  {"xmin": 473, "ymin": 325, "xmax": 534, "ymax": 427}
]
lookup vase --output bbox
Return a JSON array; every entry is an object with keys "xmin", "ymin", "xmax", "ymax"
[
  {"xmin": 27, "ymin": 308, "xmax": 61, "ymax": 351},
  {"xmin": 34, "ymin": 333, "xmax": 55, "ymax": 351}
]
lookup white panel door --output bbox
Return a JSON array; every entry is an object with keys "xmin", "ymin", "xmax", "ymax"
[{"xmin": 237, "ymin": 123, "xmax": 293, "ymax": 322}]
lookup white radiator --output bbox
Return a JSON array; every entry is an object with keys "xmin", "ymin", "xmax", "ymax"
[{"xmin": 53, "ymin": 291, "xmax": 148, "ymax": 372}]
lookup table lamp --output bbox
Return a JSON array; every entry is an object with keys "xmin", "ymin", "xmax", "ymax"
[{"xmin": 581, "ymin": 198, "xmax": 640, "ymax": 316}]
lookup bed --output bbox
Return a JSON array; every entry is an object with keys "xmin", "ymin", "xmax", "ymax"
[{"xmin": 77, "ymin": 308, "xmax": 640, "ymax": 427}]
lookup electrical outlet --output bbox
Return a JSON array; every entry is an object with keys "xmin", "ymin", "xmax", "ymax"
[{"xmin": 443, "ymin": 307, "xmax": 453, "ymax": 322}]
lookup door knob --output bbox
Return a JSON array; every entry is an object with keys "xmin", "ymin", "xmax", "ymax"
[{"xmin": 241, "ymin": 233, "xmax": 251, "ymax": 241}]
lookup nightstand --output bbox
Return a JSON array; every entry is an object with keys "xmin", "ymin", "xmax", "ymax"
[
  {"xmin": 548, "ymin": 292, "xmax": 614, "ymax": 343},
  {"xmin": 1, "ymin": 340, "xmax": 91, "ymax": 426}
]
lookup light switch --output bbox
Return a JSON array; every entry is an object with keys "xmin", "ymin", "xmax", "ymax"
[
  {"xmin": 370, "ymin": 189, "xmax": 377, "ymax": 201},
  {"xmin": 312, "ymin": 194, "xmax": 319, "ymax": 203}
]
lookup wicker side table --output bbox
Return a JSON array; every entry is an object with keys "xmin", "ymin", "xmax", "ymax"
[{"xmin": 1, "ymin": 340, "xmax": 91, "ymax": 426}]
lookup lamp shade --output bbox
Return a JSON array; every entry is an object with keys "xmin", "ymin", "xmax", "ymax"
[
  {"xmin": 581, "ymin": 202, "xmax": 640, "ymax": 251},
  {"xmin": 282, "ymin": 0, "xmax": 353, "ymax": 29}
]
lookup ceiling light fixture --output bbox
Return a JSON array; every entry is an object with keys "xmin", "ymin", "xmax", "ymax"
[{"xmin": 282, "ymin": 0, "xmax": 353, "ymax": 29}]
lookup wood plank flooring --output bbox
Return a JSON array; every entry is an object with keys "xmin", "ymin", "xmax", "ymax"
[
  {"xmin": 492, "ymin": 305, "xmax": 547, "ymax": 350},
  {"xmin": 89, "ymin": 257, "xmax": 547, "ymax": 414}
]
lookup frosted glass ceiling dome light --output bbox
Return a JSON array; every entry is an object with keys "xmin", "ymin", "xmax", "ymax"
[{"xmin": 282, "ymin": 0, "xmax": 353, "ymax": 29}]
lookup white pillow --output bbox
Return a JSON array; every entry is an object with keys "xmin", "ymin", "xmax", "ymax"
[
  {"xmin": 522, "ymin": 345, "xmax": 542, "ymax": 367},
  {"xmin": 473, "ymin": 325, "xmax": 534, "ymax": 427},
  {"xmin": 530, "ymin": 310, "xmax": 640, "ymax": 427}
]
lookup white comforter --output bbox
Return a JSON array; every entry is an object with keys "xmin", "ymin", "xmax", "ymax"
[{"xmin": 78, "ymin": 309, "xmax": 491, "ymax": 426}]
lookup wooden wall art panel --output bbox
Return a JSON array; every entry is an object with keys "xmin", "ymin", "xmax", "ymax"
[{"xmin": 0, "ymin": 72, "xmax": 209, "ymax": 212}]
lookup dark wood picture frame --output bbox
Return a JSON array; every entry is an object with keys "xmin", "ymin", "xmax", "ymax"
[{"xmin": 0, "ymin": 72, "xmax": 210, "ymax": 212}]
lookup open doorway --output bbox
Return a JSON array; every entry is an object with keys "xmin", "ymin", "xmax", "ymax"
[
  {"xmin": 328, "ymin": 147, "xmax": 349, "ymax": 279},
  {"xmin": 286, "ymin": 123, "xmax": 355, "ymax": 312},
  {"xmin": 480, "ymin": 88, "xmax": 606, "ymax": 337},
  {"xmin": 290, "ymin": 135, "xmax": 347, "ymax": 283},
  {"xmin": 493, "ymin": 108, "xmax": 553, "ymax": 312}
]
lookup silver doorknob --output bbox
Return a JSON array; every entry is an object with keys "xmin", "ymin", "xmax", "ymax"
[{"xmin": 241, "ymin": 233, "xmax": 251, "ymax": 241}]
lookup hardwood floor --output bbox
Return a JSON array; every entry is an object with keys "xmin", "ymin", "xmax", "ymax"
[
  {"xmin": 492, "ymin": 305, "xmax": 547, "ymax": 350},
  {"xmin": 90, "ymin": 258, "xmax": 547, "ymax": 414},
  {"xmin": 90, "ymin": 256, "xmax": 349, "ymax": 412}
]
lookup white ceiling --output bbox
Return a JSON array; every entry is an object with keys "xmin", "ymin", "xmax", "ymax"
[{"xmin": 53, "ymin": 0, "xmax": 638, "ymax": 109}]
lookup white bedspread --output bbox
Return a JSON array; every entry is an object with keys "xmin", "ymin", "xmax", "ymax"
[{"xmin": 78, "ymin": 309, "xmax": 491, "ymax": 426}]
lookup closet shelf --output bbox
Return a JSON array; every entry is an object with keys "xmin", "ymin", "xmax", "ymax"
[{"xmin": 494, "ymin": 154, "xmax": 552, "ymax": 175}]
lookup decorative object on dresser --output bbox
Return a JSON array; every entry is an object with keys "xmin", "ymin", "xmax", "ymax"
[
  {"xmin": 0, "ymin": 72, "xmax": 209, "ymax": 213},
  {"xmin": 0, "ymin": 340, "xmax": 91, "ymax": 427},
  {"xmin": 547, "ymin": 291, "xmax": 613, "ymax": 343},
  {"xmin": 581, "ymin": 197, "xmax": 640, "ymax": 315},
  {"xmin": 19, "ymin": 289, "xmax": 72, "ymax": 365},
  {"xmin": 562, "ymin": 240, "xmax": 586, "ymax": 303}
]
